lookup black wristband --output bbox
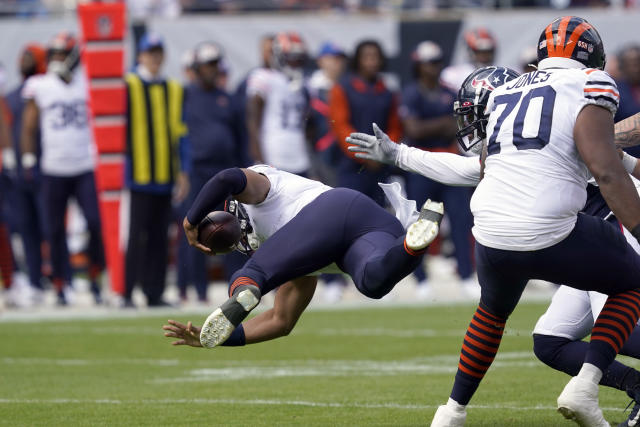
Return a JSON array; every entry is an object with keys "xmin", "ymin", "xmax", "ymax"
[{"xmin": 631, "ymin": 224, "xmax": 640, "ymax": 242}]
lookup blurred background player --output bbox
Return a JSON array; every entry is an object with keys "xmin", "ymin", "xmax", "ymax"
[
  {"xmin": 440, "ymin": 27, "xmax": 496, "ymax": 92},
  {"xmin": 329, "ymin": 39, "xmax": 401, "ymax": 206},
  {"xmin": 307, "ymin": 41, "xmax": 349, "ymax": 303},
  {"xmin": 176, "ymin": 41, "xmax": 247, "ymax": 304},
  {"xmin": 519, "ymin": 45, "xmax": 539, "ymax": 74},
  {"xmin": 123, "ymin": 33, "xmax": 190, "ymax": 308},
  {"xmin": 1, "ymin": 44, "xmax": 47, "ymax": 306},
  {"xmin": 616, "ymin": 44, "xmax": 640, "ymax": 158},
  {"xmin": 308, "ymin": 41, "xmax": 347, "ymax": 187},
  {"xmin": 20, "ymin": 32, "xmax": 105, "ymax": 305},
  {"xmin": 246, "ymin": 31, "xmax": 311, "ymax": 176},
  {"xmin": 400, "ymin": 40, "xmax": 475, "ymax": 299}
]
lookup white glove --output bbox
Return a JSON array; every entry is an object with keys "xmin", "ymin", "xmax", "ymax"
[
  {"xmin": 21, "ymin": 152, "xmax": 37, "ymax": 169},
  {"xmin": 2, "ymin": 148, "xmax": 16, "ymax": 170},
  {"xmin": 346, "ymin": 123, "xmax": 400, "ymax": 165}
]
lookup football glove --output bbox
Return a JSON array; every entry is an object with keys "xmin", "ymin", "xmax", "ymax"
[{"xmin": 346, "ymin": 123, "xmax": 399, "ymax": 165}]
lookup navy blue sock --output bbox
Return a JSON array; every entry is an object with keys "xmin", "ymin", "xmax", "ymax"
[{"xmin": 221, "ymin": 324, "xmax": 246, "ymax": 347}]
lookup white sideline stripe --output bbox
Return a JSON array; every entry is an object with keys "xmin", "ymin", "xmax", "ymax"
[
  {"xmin": 0, "ymin": 398, "xmax": 625, "ymax": 412},
  {"xmin": 311, "ymin": 327, "xmax": 532, "ymax": 338},
  {"xmin": 150, "ymin": 361, "xmax": 541, "ymax": 384},
  {"xmin": 1, "ymin": 351, "xmax": 535, "ymax": 368}
]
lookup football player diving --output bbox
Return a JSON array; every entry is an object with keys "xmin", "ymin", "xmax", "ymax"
[{"xmin": 164, "ymin": 165, "xmax": 443, "ymax": 349}]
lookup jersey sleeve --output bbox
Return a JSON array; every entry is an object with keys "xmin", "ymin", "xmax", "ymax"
[
  {"xmin": 246, "ymin": 69, "xmax": 271, "ymax": 98},
  {"xmin": 582, "ymin": 69, "xmax": 619, "ymax": 116},
  {"xmin": 395, "ymin": 144, "xmax": 481, "ymax": 186}
]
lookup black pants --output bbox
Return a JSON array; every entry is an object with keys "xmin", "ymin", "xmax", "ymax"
[
  {"xmin": 41, "ymin": 172, "xmax": 105, "ymax": 282},
  {"xmin": 125, "ymin": 191, "xmax": 171, "ymax": 305}
]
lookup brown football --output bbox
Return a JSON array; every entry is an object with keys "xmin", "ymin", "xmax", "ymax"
[{"xmin": 197, "ymin": 211, "xmax": 241, "ymax": 254}]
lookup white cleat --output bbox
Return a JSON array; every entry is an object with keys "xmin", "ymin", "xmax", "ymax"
[
  {"xmin": 200, "ymin": 288, "xmax": 260, "ymax": 349},
  {"xmin": 557, "ymin": 376, "xmax": 610, "ymax": 427},
  {"xmin": 431, "ymin": 403, "xmax": 467, "ymax": 427},
  {"xmin": 406, "ymin": 199, "xmax": 443, "ymax": 251}
]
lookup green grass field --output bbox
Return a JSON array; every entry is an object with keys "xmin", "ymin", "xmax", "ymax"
[{"xmin": 0, "ymin": 302, "xmax": 636, "ymax": 426}]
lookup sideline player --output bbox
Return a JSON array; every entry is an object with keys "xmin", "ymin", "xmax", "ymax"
[
  {"xmin": 166, "ymin": 165, "xmax": 443, "ymax": 349},
  {"xmin": 21, "ymin": 33, "xmax": 105, "ymax": 305},
  {"xmin": 350, "ymin": 66, "xmax": 640, "ymax": 427},
  {"xmin": 351, "ymin": 16, "xmax": 640, "ymax": 426}
]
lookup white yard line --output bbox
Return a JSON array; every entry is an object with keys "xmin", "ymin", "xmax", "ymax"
[{"xmin": 0, "ymin": 397, "xmax": 625, "ymax": 412}]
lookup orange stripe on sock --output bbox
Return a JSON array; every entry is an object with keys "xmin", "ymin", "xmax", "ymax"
[
  {"xmin": 464, "ymin": 334, "xmax": 498, "ymax": 353},
  {"xmin": 591, "ymin": 333, "xmax": 621, "ymax": 352},
  {"xmin": 469, "ymin": 323, "xmax": 502, "ymax": 344},
  {"xmin": 477, "ymin": 306, "xmax": 506, "ymax": 325},
  {"xmin": 462, "ymin": 343, "xmax": 495, "ymax": 363},
  {"xmin": 228, "ymin": 277, "xmax": 259, "ymax": 297},
  {"xmin": 605, "ymin": 300, "xmax": 640, "ymax": 323},
  {"xmin": 459, "ymin": 352, "xmax": 489, "ymax": 372},
  {"xmin": 458, "ymin": 362, "xmax": 484, "ymax": 378},
  {"xmin": 592, "ymin": 324, "xmax": 624, "ymax": 348},
  {"xmin": 474, "ymin": 310, "xmax": 506, "ymax": 329},
  {"xmin": 600, "ymin": 307, "xmax": 635, "ymax": 331},
  {"xmin": 403, "ymin": 240, "xmax": 426, "ymax": 257},
  {"xmin": 470, "ymin": 317, "xmax": 502, "ymax": 336}
]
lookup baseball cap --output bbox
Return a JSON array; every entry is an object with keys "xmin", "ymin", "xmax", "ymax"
[
  {"xmin": 413, "ymin": 41, "xmax": 443, "ymax": 63},
  {"xmin": 317, "ymin": 41, "xmax": 346, "ymax": 59},
  {"xmin": 194, "ymin": 42, "xmax": 223, "ymax": 64},
  {"xmin": 138, "ymin": 33, "xmax": 164, "ymax": 52}
]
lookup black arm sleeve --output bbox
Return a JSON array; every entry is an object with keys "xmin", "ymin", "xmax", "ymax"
[{"xmin": 186, "ymin": 168, "xmax": 248, "ymax": 225}]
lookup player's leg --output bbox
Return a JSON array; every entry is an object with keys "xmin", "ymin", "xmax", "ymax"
[
  {"xmin": 340, "ymin": 190, "xmax": 443, "ymax": 299},
  {"xmin": 522, "ymin": 215, "xmax": 640, "ymax": 425},
  {"xmin": 41, "ymin": 174, "xmax": 74, "ymax": 304},
  {"xmin": 142, "ymin": 193, "xmax": 172, "ymax": 306},
  {"xmin": 432, "ymin": 242, "xmax": 526, "ymax": 427},
  {"xmin": 124, "ymin": 190, "xmax": 153, "ymax": 306},
  {"xmin": 73, "ymin": 172, "xmax": 106, "ymax": 303}
]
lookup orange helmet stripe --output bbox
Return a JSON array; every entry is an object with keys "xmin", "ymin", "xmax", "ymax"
[
  {"xmin": 555, "ymin": 16, "xmax": 571, "ymax": 56},
  {"xmin": 563, "ymin": 21, "xmax": 593, "ymax": 58},
  {"xmin": 545, "ymin": 23, "xmax": 555, "ymax": 56}
]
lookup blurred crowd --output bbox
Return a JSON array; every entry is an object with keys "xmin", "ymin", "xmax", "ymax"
[
  {"xmin": 0, "ymin": 24, "xmax": 639, "ymax": 310},
  {"xmin": 1, "ymin": 0, "xmax": 639, "ymax": 17}
]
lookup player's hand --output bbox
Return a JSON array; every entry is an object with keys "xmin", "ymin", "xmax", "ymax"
[
  {"xmin": 173, "ymin": 172, "xmax": 190, "ymax": 204},
  {"xmin": 163, "ymin": 319, "xmax": 203, "ymax": 347},
  {"xmin": 346, "ymin": 123, "xmax": 400, "ymax": 165},
  {"xmin": 183, "ymin": 216, "xmax": 212, "ymax": 254}
]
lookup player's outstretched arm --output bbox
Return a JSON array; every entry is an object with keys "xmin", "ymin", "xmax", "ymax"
[
  {"xmin": 347, "ymin": 124, "xmax": 481, "ymax": 186},
  {"xmin": 242, "ymin": 276, "xmax": 316, "ymax": 344},
  {"xmin": 162, "ymin": 276, "xmax": 316, "ymax": 348},
  {"xmin": 615, "ymin": 112, "xmax": 640, "ymax": 149},
  {"xmin": 576, "ymin": 105, "xmax": 640, "ymax": 233}
]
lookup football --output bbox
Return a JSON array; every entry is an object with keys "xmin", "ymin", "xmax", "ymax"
[{"xmin": 197, "ymin": 211, "xmax": 241, "ymax": 254}]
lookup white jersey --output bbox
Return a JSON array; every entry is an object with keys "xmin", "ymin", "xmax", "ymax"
[
  {"xmin": 247, "ymin": 68, "xmax": 310, "ymax": 174},
  {"xmin": 242, "ymin": 165, "xmax": 331, "ymax": 245},
  {"xmin": 22, "ymin": 72, "xmax": 95, "ymax": 176},
  {"xmin": 470, "ymin": 58, "xmax": 619, "ymax": 251}
]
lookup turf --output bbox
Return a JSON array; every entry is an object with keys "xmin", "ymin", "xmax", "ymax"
[{"xmin": 0, "ymin": 302, "xmax": 637, "ymax": 426}]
